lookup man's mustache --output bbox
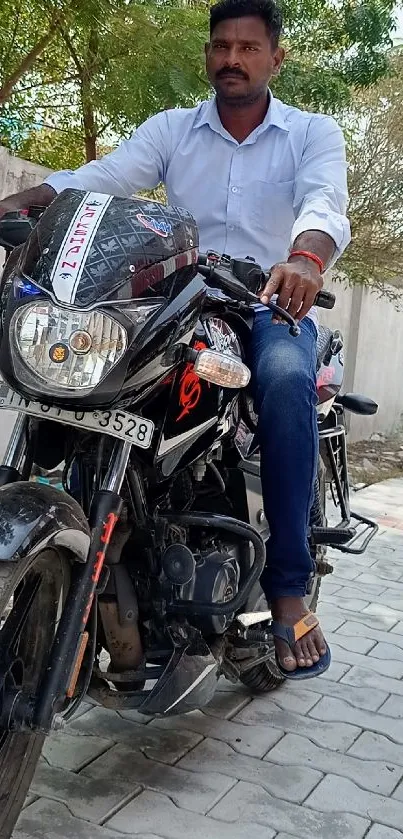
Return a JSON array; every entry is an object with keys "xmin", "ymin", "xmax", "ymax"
[{"xmin": 216, "ymin": 67, "xmax": 249, "ymax": 80}]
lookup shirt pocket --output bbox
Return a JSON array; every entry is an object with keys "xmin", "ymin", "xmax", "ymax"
[{"xmin": 248, "ymin": 179, "xmax": 295, "ymax": 238}]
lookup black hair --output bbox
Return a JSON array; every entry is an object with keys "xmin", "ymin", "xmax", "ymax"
[{"xmin": 209, "ymin": 0, "xmax": 283, "ymax": 46}]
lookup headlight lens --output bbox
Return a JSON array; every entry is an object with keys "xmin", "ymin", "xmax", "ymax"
[{"xmin": 12, "ymin": 301, "xmax": 127, "ymax": 393}]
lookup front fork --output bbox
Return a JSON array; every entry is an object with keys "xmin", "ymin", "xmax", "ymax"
[
  {"xmin": 0, "ymin": 413, "xmax": 132, "ymax": 732},
  {"xmin": 33, "ymin": 439, "xmax": 132, "ymax": 730}
]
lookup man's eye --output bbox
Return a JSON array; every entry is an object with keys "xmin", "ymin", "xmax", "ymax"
[{"xmin": 244, "ymin": 45, "xmax": 258, "ymax": 51}]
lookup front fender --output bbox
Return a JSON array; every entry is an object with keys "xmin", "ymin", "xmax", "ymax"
[{"xmin": 0, "ymin": 482, "xmax": 90, "ymax": 562}]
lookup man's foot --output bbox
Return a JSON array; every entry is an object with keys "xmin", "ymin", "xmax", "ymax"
[{"xmin": 271, "ymin": 596, "xmax": 327, "ymax": 672}]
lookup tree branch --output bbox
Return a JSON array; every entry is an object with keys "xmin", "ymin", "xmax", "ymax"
[
  {"xmin": 0, "ymin": 16, "xmax": 60, "ymax": 105},
  {"xmin": 57, "ymin": 27, "xmax": 84, "ymax": 76}
]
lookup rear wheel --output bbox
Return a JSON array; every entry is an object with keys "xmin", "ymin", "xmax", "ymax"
[{"xmin": 0, "ymin": 549, "xmax": 70, "ymax": 839}]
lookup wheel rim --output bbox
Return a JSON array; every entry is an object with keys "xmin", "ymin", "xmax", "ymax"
[{"xmin": 0, "ymin": 552, "xmax": 66, "ymax": 740}]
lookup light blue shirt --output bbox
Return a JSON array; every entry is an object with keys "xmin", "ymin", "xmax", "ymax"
[{"xmin": 45, "ymin": 95, "xmax": 350, "ymax": 318}]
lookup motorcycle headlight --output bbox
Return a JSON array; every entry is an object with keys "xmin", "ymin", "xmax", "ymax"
[{"xmin": 11, "ymin": 301, "xmax": 127, "ymax": 395}]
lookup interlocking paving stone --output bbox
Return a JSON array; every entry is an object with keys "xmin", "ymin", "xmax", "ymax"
[
  {"xmin": 377, "ymin": 694, "xmax": 403, "ymax": 718},
  {"xmin": 368, "ymin": 641, "xmax": 403, "ymax": 662},
  {"xmin": 363, "ymin": 602, "xmax": 403, "ymax": 624},
  {"xmin": 348, "ymin": 730, "xmax": 403, "ymax": 767},
  {"xmin": 14, "ymin": 799, "xmax": 161, "ymax": 838},
  {"xmin": 365, "ymin": 826, "xmax": 403, "ymax": 839},
  {"xmin": 42, "ymin": 731, "xmax": 112, "ymax": 771},
  {"xmin": 83, "ymin": 743, "xmax": 237, "ymax": 814},
  {"xmin": 234, "ymin": 698, "xmax": 361, "ymax": 751},
  {"xmin": 309, "ymin": 696, "xmax": 403, "ymax": 744},
  {"xmin": 69, "ymin": 706, "xmax": 202, "ymax": 764},
  {"xmin": 321, "ymin": 644, "xmax": 403, "ymax": 678},
  {"xmin": 208, "ymin": 780, "xmax": 370, "ymax": 838},
  {"xmin": 325, "ymin": 632, "xmax": 377, "ymax": 655},
  {"xmin": 317, "ymin": 602, "xmax": 398, "ymax": 631},
  {"xmin": 31, "ymin": 762, "xmax": 139, "ymax": 823},
  {"xmin": 12, "ymin": 478, "xmax": 403, "ymax": 839},
  {"xmin": 106, "ymin": 790, "xmax": 277, "ymax": 839},
  {"xmin": 201, "ymin": 690, "xmax": 252, "ymax": 719},
  {"xmin": 305, "ymin": 774, "xmax": 403, "ymax": 832},
  {"xmin": 341, "ymin": 666, "xmax": 403, "ymax": 696},
  {"xmin": 263, "ymin": 732, "xmax": 402, "ymax": 794},
  {"xmin": 177, "ymin": 737, "xmax": 322, "ymax": 803},
  {"xmin": 336, "ymin": 620, "xmax": 403, "ymax": 649},
  {"xmin": 150, "ymin": 710, "xmax": 284, "ymax": 758},
  {"xmin": 285, "ymin": 676, "xmax": 389, "ymax": 712}
]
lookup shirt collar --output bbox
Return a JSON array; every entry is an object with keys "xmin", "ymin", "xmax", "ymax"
[{"xmin": 193, "ymin": 92, "xmax": 289, "ymax": 137}]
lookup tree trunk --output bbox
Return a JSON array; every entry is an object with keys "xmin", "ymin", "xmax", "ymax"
[
  {"xmin": 81, "ymin": 28, "xmax": 99, "ymax": 162},
  {"xmin": 0, "ymin": 23, "xmax": 59, "ymax": 106}
]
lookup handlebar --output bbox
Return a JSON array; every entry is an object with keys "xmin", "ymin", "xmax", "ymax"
[{"xmin": 197, "ymin": 253, "xmax": 335, "ymax": 337}]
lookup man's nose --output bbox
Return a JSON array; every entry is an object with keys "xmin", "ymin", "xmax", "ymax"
[{"xmin": 226, "ymin": 45, "xmax": 241, "ymax": 66}]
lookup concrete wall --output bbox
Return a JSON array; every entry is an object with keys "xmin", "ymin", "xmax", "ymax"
[
  {"xmin": 0, "ymin": 147, "xmax": 51, "ymax": 457},
  {"xmin": 320, "ymin": 276, "xmax": 403, "ymax": 442},
  {"xmin": 1, "ymin": 145, "xmax": 403, "ymax": 443}
]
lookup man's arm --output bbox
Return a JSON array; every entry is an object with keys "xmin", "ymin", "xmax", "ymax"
[
  {"xmin": 261, "ymin": 115, "xmax": 350, "ymax": 320},
  {"xmin": 0, "ymin": 184, "xmax": 56, "ymax": 219},
  {"xmin": 0, "ymin": 111, "xmax": 171, "ymax": 220}
]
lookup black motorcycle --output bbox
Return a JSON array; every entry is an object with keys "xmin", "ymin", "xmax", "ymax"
[{"xmin": 0, "ymin": 189, "xmax": 378, "ymax": 837}]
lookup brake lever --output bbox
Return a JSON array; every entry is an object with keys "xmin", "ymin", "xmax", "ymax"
[{"xmin": 198, "ymin": 262, "xmax": 301, "ymax": 337}]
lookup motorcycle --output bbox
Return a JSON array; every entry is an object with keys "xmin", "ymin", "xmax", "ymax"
[{"xmin": 0, "ymin": 189, "xmax": 378, "ymax": 837}]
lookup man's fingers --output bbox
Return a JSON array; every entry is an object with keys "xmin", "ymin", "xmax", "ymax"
[
  {"xmin": 288, "ymin": 285, "xmax": 305, "ymax": 318},
  {"xmin": 276, "ymin": 278, "xmax": 296, "ymax": 312},
  {"xmin": 297, "ymin": 287, "xmax": 317, "ymax": 321},
  {"xmin": 260, "ymin": 269, "xmax": 282, "ymax": 305}
]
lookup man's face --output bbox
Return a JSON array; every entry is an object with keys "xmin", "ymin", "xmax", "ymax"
[{"xmin": 205, "ymin": 16, "xmax": 284, "ymax": 106}]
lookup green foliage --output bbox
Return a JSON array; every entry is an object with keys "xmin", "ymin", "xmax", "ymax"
[
  {"xmin": 335, "ymin": 49, "xmax": 403, "ymax": 293},
  {"xmin": 0, "ymin": 0, "xmax": 398, "ymax": 168}
]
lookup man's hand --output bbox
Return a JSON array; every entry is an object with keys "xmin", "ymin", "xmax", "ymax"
[
  {"xmin": 0, "ymin": 185, "xmax": 56, "ymax": 223},
  {"xmin": 0, "ymin": 198, "xmax": 19, "ymax": 221},
  {"xmin": 260, "ymin": 257, "xmax": 324, "ymax": 321}
]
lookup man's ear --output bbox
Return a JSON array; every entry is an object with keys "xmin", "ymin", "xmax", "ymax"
[{"xmin": 272, "ymin": 45, "xmax": 285, "ymax": 76}]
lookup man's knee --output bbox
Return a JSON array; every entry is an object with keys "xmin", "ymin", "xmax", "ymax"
[{"xmin": 252, "ymin": 347, "xmax": 315, "ymax": 409}]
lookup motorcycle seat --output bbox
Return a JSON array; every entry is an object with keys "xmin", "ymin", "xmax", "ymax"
[{"xmin": 316, "ymin": 325, "xmax": 334, "ymax": 369}]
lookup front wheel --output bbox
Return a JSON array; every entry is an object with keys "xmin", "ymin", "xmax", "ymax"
[{"xmin": 0, "ymin": 549, "xmax": 70, "ymax": 839}]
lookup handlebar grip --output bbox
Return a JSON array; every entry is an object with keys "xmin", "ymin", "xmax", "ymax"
[{"xmin": 314, "ymin": 289, "xmax": 335, "ymax": 310}]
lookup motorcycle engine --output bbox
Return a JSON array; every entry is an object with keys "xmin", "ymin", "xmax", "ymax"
[{"xmin": 179, "ymin": 545, "xmax": 241, "ymax": 634}]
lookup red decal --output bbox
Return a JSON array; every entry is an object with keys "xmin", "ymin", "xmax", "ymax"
[
  {"xmin": 177, "ymin": 341, "xmax": 207, "ymax": 421},
  {"xmin": 82, "ymin": 512, "xmax": 119, "ymax": 626},
  {"xmin": 317, "ymin": 365, "xmax": 335, "ymax": 389},
  {"xmin": 66, "ymin": 245, "xmax": 81, "ymax": 256},
  {"xmin": 62, "ymin": 260, "xmax": 77, "ymax": 269},
  {"xmin": 101, "ymin": 512, "xmax": 119, "ymax": 545}
]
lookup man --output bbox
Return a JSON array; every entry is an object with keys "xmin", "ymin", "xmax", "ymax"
[{"xmin": 0, "ymin": 0, "xmax": 350, "ymax": 678}]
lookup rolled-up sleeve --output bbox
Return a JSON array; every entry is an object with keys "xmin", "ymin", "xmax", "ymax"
[
  {"xmin": 291, "ymin": 115, "xmax": 351, "ymax": 262},
  {"xmin": 44, "ymin": 111, "xmax": 170, "ymax": 197}
]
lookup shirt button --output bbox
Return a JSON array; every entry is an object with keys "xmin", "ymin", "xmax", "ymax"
[
  {"xmin": 231, "ymin": 186, "xmax": 238, "ymax": 193},
  {"xmin": 229, "ymin": 225, "xmax": 235, "ymax": 231}
]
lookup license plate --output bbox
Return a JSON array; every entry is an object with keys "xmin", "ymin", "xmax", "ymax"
[{"xmin": 0, "ymin": 385, "xmax": 154, "ymax": 450}]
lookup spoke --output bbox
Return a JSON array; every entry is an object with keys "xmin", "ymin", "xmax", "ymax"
[{"xmin": 0, "ymin": 576, "xmax": 41, "ymax": 660}]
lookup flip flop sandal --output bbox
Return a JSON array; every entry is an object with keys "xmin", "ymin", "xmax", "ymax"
[{"xmin": 271, "ymin": 612, "xmax": 331, "ymax": 680}]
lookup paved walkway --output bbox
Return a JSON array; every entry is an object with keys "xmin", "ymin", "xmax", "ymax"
[{"xmin": 13, "ymin": 478, "xmax": 403, "ymax": 839}]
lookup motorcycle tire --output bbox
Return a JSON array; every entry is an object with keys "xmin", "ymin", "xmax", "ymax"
[{"xmin": 0, "ymin": 548, "xmax": 70, "ymax": 839}]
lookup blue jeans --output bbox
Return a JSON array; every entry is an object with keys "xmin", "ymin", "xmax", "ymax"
[{"xmin": 249, "ymin": 310, "xmax": 318, "ymax": 600}]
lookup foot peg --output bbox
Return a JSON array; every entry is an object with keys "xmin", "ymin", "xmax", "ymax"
[{"xmin": 310, "ymin": 525, "xmax": 355, "ymax": 546}]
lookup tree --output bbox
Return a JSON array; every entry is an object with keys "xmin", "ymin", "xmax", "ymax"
[
  {"xmin": 0, "ymin": 0, "xmax": 398, "ymax": 168},
  {"xmin": 0, "ymin": 0, "xmax": 209, "ymax": 164},
  {"xmin": 336, "ymin": 49, "xmax": 403, "ymax": 294}
]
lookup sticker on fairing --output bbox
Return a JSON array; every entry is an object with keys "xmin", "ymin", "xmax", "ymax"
[{"xmin": 50, "ymin": 192, "xmax": 113, "ymax": 303}]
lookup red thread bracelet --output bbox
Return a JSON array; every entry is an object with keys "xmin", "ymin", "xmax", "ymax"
[{"xmin": 288, "ymin": 250, "xmax": 324, "ymax": 274}]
